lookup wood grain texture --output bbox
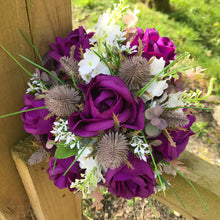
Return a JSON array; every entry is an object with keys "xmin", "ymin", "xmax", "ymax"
[
  {"xmin": 25, "ymin": 0, "xmax": 72, "ymax": 57},
  {"xmin": 12, "ymin": 136, "xmax": 82, "ymax": 220},
  {"xmin": 153, "ymin": 151, "xmax": 220, "ymax": 220},
  {"xmin": 0, "ymin": 0, "xmax": 72, "ymax": 219},
  {"xmin": 0, "ymin": 1, "xmax": 36, "ymax": 219}
]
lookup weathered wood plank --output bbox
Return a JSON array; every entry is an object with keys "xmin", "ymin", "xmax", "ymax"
[
  {"xmin": 153, "ymin": 151, "xmax": 220, "ymax": 220},
  {"xmin": 12, "ymin": 136, "xmax": 82, "ymax": 220},
  {"xmin": 0, "ymin": 0, "xmax": 72, "ymax": 219},
  {"xmin": 26, "ymin": 0, "xmax": 72, "ymax": 56},
  {"xmin": 0, "ymin": 1, "xmax": 37, "ymax": 219}
]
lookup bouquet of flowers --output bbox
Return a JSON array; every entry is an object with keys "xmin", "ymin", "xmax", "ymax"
[{"xmin": 1, "ymin": 1, "xmax": 212, "ymax": 216}]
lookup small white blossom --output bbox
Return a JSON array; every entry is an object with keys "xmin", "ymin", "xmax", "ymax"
[
  {"xmin": 26, "ymin": 73, "xmax": 47, "ymax": 95},
  {"xmin": 116, "ymin": 41, "xmax": 137, "ymax": 55},
  {"xmin": 50, "ymin": 119, "xmax": 79, "ymax": 149},
  {"xmin": 130, "ymin": 136, "xmax": 149, "ymax": 161},
  {"xmin": 154, "ymin": 182, "xmax": 170, "ymax": 194}
]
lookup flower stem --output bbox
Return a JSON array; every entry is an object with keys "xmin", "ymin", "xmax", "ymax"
[
  {"xmin": 133, "ymin": 197, "xmax": 137, "ymax": 220},
  {"xmin": 148, "ymin": 197, "xmax": 159, "ymax": 220},
  {"xmin": 164, "ymin": 106, "xmax": 213, "ymax": 111},
  {"xmin": 141, "ymin": 131, "xmax": 166, "ymax": 196},
  {"xmin": 63, "ymin": 139, "xmax": 92, "ymax": 176}
]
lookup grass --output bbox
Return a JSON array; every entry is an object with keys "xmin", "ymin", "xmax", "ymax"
[{"xmin": 71, "ymin": 0, "xmax": 220, "ymax": 94}]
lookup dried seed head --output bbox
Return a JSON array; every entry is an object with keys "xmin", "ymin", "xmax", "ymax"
[
  {"xmin": 60, "ymin": 56, "xmax": 80, "ymax": 82},
  {"xmin": 161, "ymin": 109, "xmax": 189, "ymax": 128},
  {"xmin": 118, "ymin": 56, "xmax": 151, "ymax": 90},
  {"xmin": 45, "ymin": 85, "xmax": 81, "ymax": 118},
  {"xmin": 97, "ymin": 132, "xmax": 128, "ymax": 169}
]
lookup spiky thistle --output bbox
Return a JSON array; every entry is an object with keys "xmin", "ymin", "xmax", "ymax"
[
  {"xmin": 45, "ymin": 85, "xmax": 81, "ymax": 118},
  {"xmin": 161, "ymin": 109, "xmax": 189, "ymax": 128},
  {"xmin": 118, "ymin": 56, "xmax": 151, "ymax": 90},
  {"xmin": 60, "ymin": 56, "xmax": 80, "ymax": 82},
  {"xmin": 96, "ymin": 132, "xmax": 128, "ymax": 169}
]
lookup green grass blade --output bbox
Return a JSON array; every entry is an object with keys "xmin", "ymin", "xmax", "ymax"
[
  {"xmin": 0, "ymin": 45, "xmax": 34, "ymax": 78},
  {"xmin": 70, "ymin": 70, "xmax": 80, "ymax": 92},
  {"xmin": 93, "ymin": 50, "xmax": 116, "ymax": 76},
  {"xmin": 63, "ymin": 139, "xmax": 92, "ymax": 176},
  {"xmin": 138, "ymin": 52, "xmax": 189, "ymax": 97},
  {"xmin": 52, "ymin": 157, "xmax": 58, "ymax": 175},
  {"xmin": 19, "ymin": 54, "xmax": 64, "ymax": 85},
  {"xmin": 177, "ymin": 170, "xmax": 209, "ymax": 212},
  {"xmin": 160, "ymin": 175, "xmax": 186, "ymax": 209},
  {"xmin": 19, "ymin": 29, "xmax": 44, "ymax": 65},
  {"xmin": 148, "ymin": 197, "xmax": 159, "ymax": 220},
  {"xmin": 141, "ymin": 131, "xmax": 166, "ymax": 195},
  {"xmin": 165, "ymin": 106, "xmax": 213, "ymax": 111},
  {"xmin": 133, "ymin": 197, "xmax": 137, "ymax": 220},
  {"xmin": 0, "ymin": 106, "xmax": 46, "ymax": 119}
]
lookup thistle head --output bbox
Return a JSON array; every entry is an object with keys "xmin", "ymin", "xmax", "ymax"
[
  {"xmin": 118, "ymin": 56, "xmax": 151, "ymax": 90},
  {"xmin": 97, "ymin": 132, "xmax": 128, "ymax": 169},
  {"xmin": 45, "ymin": 85, "xmax": 81, "ymax": 118}
]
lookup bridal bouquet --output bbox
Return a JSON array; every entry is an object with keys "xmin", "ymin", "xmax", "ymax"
[{"xmin": 1, "ymin": 1, "xmax": 211, "ymax": 215}]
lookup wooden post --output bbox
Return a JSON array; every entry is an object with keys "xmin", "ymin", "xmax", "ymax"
[
  {"xmin": 12, "ymin": 136, "xmax": 82, "ymax": 220},
  {"xmin": 0, "ymin": 1, "xmax": 72, "ymax": 219}
]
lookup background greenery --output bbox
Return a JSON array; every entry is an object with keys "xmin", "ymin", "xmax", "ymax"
[{"xmin": 71, "ymin": 0, "xmax": 220, "ymax": 94}]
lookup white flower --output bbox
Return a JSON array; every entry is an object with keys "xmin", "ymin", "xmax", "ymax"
[
  {"xmin": 26, "ymin": 72, "xmax": 47, "ymax": 95},
  {"xmin": 150, "ymin": 57, "xmax": 166, "ymax": 76},
  {"xmin": 90, "ymin": 62, "xmax": 110, "ymax": 78},
  {"xmin": 79, "ymin": 49, "xmax": 100, "ymax": 73},
  {"xmin": 141, "ymin": 57, "xmax": 168, "ymax": 102},
  {"xmin": 50, "ymin": 119, "xmax": 79, "ymax": 148},
  {"xmin": 131, "ymin": 136, "xmax": 149, "ymax": 161},
  {"xmin": 92, "ymin": 11, "xmax": 124, "ymax": 49},
  {"xmin": 77, "ymin": 147, "xmax": 105, "ymax": 183},
  {"xmin": 146, "ymin": 80, "xmax": 168, "ymax": 99},
  {"xmin": 78, "ymin": 49, "xmax": 110, "ymax": 83}
]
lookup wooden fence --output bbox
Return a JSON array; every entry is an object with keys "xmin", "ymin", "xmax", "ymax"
[
  {"xmin": 0, "ymin": 0, "xmax": 79, "ymax": 219},
  {"xmin": 0, "ymin": 1, "xmax": 219, "ymax": 220}
]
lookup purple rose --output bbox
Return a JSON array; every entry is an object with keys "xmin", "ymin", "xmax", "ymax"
[
  {"xmin": 126, "ymin": 27, "xmax": 176, "ymax": 65},
  {"xmin": 48, "ymin": 26, "xmax": 94, "ymax": 64},
  {"xmin": 47, "ymin": 156, "xmax": 82, "ymax": 191},
  {"xmin": 21, "ymin": 94, "xmax": 55, "ymax": 135},
  {"xmin": 105, "ymin": 153, "xmax": 155, "ymax": 199},
  {"xmin": 68, "ymin": 74, "xmax": 145, "ymax": 137},
  {"xmin": 152, "ymin": 114, "xmax": 195, "ymax": 161}
]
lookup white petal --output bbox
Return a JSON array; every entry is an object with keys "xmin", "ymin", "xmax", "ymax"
[{"xmin": 150, "ymin": 57, "xmax": 166, "ymax": 76}]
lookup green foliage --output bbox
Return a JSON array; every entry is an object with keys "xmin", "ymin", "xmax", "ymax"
[
  {"xmin": 191, "ymin": 121, "xmax": 209, "ymax": 137},
  {"xmin": 55, "ymin": 144, "xmax": 78, "ymax": 159}
]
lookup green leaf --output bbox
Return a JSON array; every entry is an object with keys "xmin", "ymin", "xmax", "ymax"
[
  {"xmin": 63, "ymin": 139, "xmax": 92, "ymax": 176},
  {"xmin": 55, "ymin": 145, "xmax": 78, "ymax": 159}
]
